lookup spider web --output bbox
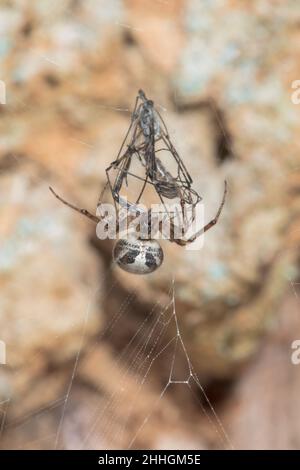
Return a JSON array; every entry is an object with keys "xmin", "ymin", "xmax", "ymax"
[
  {"xmin": 0, "ymin": 255, "xmax": 234, "ymax": 450},
  {"xmin": 49, "ymin": 96, "xmax": 235, "ymax": 450},
  {"xmin": 0, "ymin": 104, "xmax": 234, "ymax": 451},
  {"xmin": 0, "ymin": 47, "xmax": 235, "ymax": 448},
  {"xmin": 52, "ymin": 268, "xmax": 234, "ymax": 450}
]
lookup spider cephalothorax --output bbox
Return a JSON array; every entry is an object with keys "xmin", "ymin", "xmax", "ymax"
[{"xmin": 50, "ymin": 90, "xmax": 227, "ymax": 274}]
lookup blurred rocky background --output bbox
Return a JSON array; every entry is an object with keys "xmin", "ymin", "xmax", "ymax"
[{"xmin": 0, "ymin": 0, "xmax": 300, "ymax": 450}]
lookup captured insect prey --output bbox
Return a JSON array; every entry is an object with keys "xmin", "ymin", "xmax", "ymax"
[{"xmin": 49, "ymin": 89, "xmax": 227, "ymax": 275}]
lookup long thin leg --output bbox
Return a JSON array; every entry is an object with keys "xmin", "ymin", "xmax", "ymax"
[
  {"xmin": 114, "ymin": 95, "xmax": 142, "ymax": 161},
  {"xmin": 106, "ymin": 148, "xmax": 132, "ymax": 206},
  {"xmin": 106, "ymin": 167, "xmax": 119, "ymax": 214},
  {"xmin": 116, "ymin": 169, "xmax": 156, "ymax": 187},
  {"xmin": 136, "ymin": 173, "xmax": 149, "ymax": 204},
  {"xmin": 170, "ymin": 181, "xmax": 227, "ymax": 246},
  {"xmin": 96, "ymin": 180, "xmax": 109, "ymax": 207},
  {"xmin": 49, "ymin": 187, "xmax": 100, "ymax": 223},
  {"xmin": 157, "ymin": 110, "xmax": 193, "ymax": 185}
]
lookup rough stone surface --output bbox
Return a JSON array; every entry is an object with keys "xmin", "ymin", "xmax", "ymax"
[
  {"xmin": 0, "ymin": 157, "xmax": 102, "ymax": 417},
  {"xmin": 0, "ymin": 0, "xmax": 299, "ymax": 450}
]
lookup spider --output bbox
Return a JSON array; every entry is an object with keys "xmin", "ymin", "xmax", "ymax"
[{"xmin": 50, "ymin": 90, "xmax": 227, "ymax": 275}]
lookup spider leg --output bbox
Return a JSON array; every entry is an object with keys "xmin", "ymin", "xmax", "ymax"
[
  {"xmin": 96, "ymin": 180, "xmax": 109, "ymax": 208},
  {"xmin": 170, "ymin": 180, "xmax": 227, "ymax": 246},
  {"xmin": 49, "ymin": 187, "xmax": 100, "ymax": 223},
  {"xmin": 115, "ymin": 94, "xmax": 141, "ymax": 161},
  {"xmin": 106, "ymin": 167, "xmax": 119, "ymax": 215},
  {"xmin": 161, "ymin": 133, "xmax": 193, "ymax": 185},
  {"xmin": 136, "ymin": 173, "xmax": 149, "ymax": 204},
  {"xmin": 107, "ymin": 147, "xmax": 133, "ymax": 207}
]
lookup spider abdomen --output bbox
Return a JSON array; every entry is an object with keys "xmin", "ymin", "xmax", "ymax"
[{"xmin": 113, "ymin": 239, "xmax": 164, "ymax": 275}]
